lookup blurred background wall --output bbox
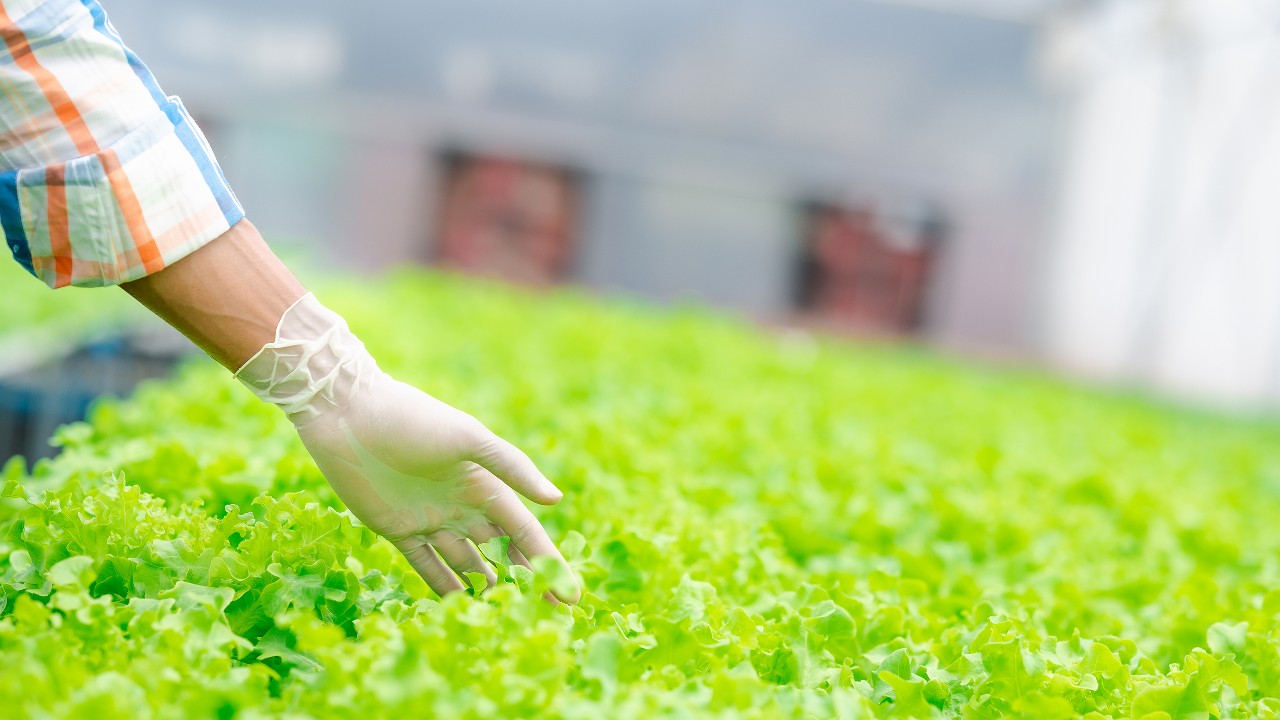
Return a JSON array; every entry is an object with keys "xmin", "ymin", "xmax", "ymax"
[
  {"xmin": 1041, "ymin": 0, "xmax": 1280, "ymax": 409},
  {"xmin": 88, "ymin": 0, "xmax": 1280, "ymax": 411}
]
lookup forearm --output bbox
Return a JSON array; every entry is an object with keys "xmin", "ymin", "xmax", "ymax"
[
  {"xmin": 119, "ymin": 218, "xmax": 575, "ymax": 601},
  {"xmin": 120, "ymin": 220, "xmax": 306, "ymax": 370},
  {"xmin": 6, "ymin": 0, "xmax": 576, "ymax": 603}
]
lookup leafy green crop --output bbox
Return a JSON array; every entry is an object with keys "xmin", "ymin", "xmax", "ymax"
[
  {"xmin": 0, "ymin": 265, "xmax": 138, "ymax": 339},
  {"xmin": 4, "ymin": 265, "xmax": 1280, "ymax": 718}
]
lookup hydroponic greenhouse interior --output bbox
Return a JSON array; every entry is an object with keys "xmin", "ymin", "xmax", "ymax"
[{"xmin": 3, "ymin": 258, "xmax": 1280, "ymax": 719}]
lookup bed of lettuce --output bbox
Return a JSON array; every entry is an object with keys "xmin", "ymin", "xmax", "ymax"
[{"xmin": 3, "ymin": 265, "xmax": 1280, "ymax": 719}]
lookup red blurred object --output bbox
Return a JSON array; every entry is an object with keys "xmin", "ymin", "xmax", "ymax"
[
  {"xmin": 434, "ymin": 153, "xmax": 581, "ymax": 285},
  {"xmin": 796, "ymin": 203, "xmax": 941, "ymax": 334}
]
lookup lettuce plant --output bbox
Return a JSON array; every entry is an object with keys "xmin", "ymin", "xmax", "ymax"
[{"xmin": 3, "ymin": 270, "xmax": 1280, "ymax": 718}]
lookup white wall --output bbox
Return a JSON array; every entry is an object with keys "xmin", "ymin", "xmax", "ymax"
[
  {"xmin": 1040, "ymin": 0, "xmax": 1280, "ymax": 409},
  {"xmin": 101, "ymin": 0, "xmax": 1052, "ymax": 353}
]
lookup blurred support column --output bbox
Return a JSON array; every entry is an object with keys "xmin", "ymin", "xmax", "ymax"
[{"xmin": 1039, "ymin": 0, "xmax": 1280, "ymax": 409}]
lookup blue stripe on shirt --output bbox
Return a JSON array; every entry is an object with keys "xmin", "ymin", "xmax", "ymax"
[
  {"xmin": 79, "ymin": 0, "xmax": 244, "ymax": 227},
  {"xmin": 0, "ymin": 170, "xmax": 34, "ymax": 275}
]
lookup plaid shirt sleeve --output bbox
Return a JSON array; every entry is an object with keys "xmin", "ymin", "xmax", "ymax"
[{"xmin": 0, "ymin": 0, "xmax": 244, "ymax": 288}]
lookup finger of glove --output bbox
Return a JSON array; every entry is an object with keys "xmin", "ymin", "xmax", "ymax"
[
  {"xmin": 469, "ymin": 523, "xmax": 533, "ymax": 569},
  {"xmin": 427, "ymin": 530, "xmax": 497, "ymax": 591},
  {"xmin": 468, "ymin": 522, "xmax": 554, "ymax": 605},
  {"xmin": 485, "ymin": 492, "xmax": 580, "ymax": 604},
  {"xmin": 472, "ymin": 435, "xmax": 563, "ymax": 505},
  {"xmin": 392, "ymin": 536, "xmax": 464, "ymax": 598}
]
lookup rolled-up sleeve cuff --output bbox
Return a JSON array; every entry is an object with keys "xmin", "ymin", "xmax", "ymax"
[{"xmin": 1, "ymin": 96, "xmax": 245, "ymax": 289}]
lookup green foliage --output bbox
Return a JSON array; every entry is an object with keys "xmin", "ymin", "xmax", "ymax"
[
  {"xmin": 0, "ymin": 261, "xmax": 139, "ymax": 339},
  {"xmin": 5, "ymin": 268, "xmax": 1280, "ymax": 718}
]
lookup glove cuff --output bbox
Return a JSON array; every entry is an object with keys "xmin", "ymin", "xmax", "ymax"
[{"xmin": 234, "ymin": 293, "xmax": 378, "ymax": 422}]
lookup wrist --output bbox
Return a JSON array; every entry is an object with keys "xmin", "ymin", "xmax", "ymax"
[{"xmin": 234, "ymin": 293, "xmax": 379, "ymax": 422}]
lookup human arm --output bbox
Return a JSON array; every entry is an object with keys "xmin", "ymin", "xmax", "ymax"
[
  {"xmin": 122, "ymin": 220, "xmax": 579, "ymax": 602},
  {"xmin": 0, "ymin": 0, "xmax": 577, "ymax": 601},
  {"xmin": 119, "ymin": 219, "xmax": 303, "ymax": 369}
]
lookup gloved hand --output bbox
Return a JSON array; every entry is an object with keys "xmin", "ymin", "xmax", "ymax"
[{"xmin": 235, "ymin": 293, "xmax": 579, "ymax": 603}]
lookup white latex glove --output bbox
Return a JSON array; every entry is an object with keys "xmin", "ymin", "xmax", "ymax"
[{"xmin": 235, "ymin": 293, "xmax": 579, "ymax": 602}]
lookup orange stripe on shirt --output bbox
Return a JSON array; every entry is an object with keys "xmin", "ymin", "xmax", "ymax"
[
  {"xmin": 153, "ymin": 201, "xmax": 223, "ymax": 253},
  {"xmin": 0, "ymin": 6, "xmax": 99, "ymax": 157},
  {"xmin": 100, "ymin": 148, "xmax": 164, "ymax": 274},
  {"xmin": 45, "ymin": 164, "xmax": 73, "ymax": 288}
]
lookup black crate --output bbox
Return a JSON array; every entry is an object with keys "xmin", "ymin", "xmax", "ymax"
[{"xmin": 0, "ymin": 329, "xmax": 195, "ymax": 463}]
